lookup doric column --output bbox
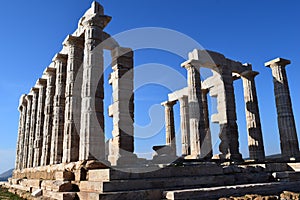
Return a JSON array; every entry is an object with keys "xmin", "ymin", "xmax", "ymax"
[
  {"xmin": 178, "ymin": 96, "xmax": 190, "ymax": 156},
  {"xmin": 33, "ymin": 78, "xmax": 47, "ymax": 167},
  {"xmin": 15, "ymin": 95, "xmax": 27, "ymax": 170},
  {"xmin": 108, "ymin": 47, "xmax": 135, "ymax": 165},
  {"xmin": 201, "ymin": 89, "xmax": 213, "ymax": 158},
  {"xmin": 22, "ymin": 95, "xmax": 32, "ymax": 169},
  {"xmin": 241, "ymin": 70, "xmax": 265, "ymax": 161},
  {"xmin": 79, "ymin": 6, "xmax": 111, "ymax": 161},
  {"xmin": 41, "ymin": 67, "xmax": 56, "ymax": 166},
  {"xmin": 161, "ymin": 101, "xmax": 177, "ymax": 156},
  {"xmin": 27, "ymin": 88, "xmax": 39, "ymax": 168},
  {"xmin": 182, "ymin": 63, "xmax": 208, "ymax": 159},
  {"xmin": 62, "ymin": 35, "xmax": 84, "ymax": 163},
  {"xmin": 50, "ymin": 54, "xmax": 68, "ymax": 164},
  {"xmin": 218, "ymin": 65, "xmax": 242, "ymax": 161},
  {"xmin": 265, "ymin": 58, "xmax": 299, "ymax": 159}
]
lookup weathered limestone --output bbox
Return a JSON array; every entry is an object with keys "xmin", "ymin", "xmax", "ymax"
[
  {"xmin": 50, "ymin": 54, "xmax": 68, "ymax": 165},
  {"xmin": 22, "ymin": 95, "xmax": 33, "ymax": 169},
  {"xmin": 33, "ymin": 78, "xmax": 47, "ymax": 167},
  {"xmin": 15, "ymin": 95, "xmax": 27, "ymax": 170},
  {"xmin": 108, "ymin": 47, "xmax": 135, "ymax": 165},
  {"xmin": 41, "ymin": 67, "xmax": 57, "ymax": 166},
  {"xmin": 178, "ymin": 95, "xmax": 190, "ymax": 156},
  {"xmin": 241, "ymin": 69, "xmax": 265, "ymax": 161},
  {"xmin": 79, "ymin": 3, "xmax": 111, "ymax": 161},
  {"xmin": 62, "ymin": 35, "xmax": 84, "ymax": 163},
  {"xmin": 161, "ymin": 101, "xmax": 177, "ymax": 156},
  {"xmin": 182, "ymin": 62, "xmax": 209, "ymax": 159},
  {"xmin": 265, "ymin": 58, "xmax": 299, "ymax": 159},
  {"xmin": 27, "ymin": 88, "xmax": 39, "ymax": 168}
]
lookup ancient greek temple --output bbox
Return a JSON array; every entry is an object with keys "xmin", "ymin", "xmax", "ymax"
[{"xmin": 8, "ymin": 2, "xmax": 300, "ymax": 200}]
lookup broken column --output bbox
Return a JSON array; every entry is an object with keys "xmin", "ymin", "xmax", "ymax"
[
  {"xmin": 15, "ymin": 95, "xmax": 27, "ymax": 170},
  {"xmin": 108, "ymin": 47, "xmax": 135, "ymax": 165},
  {"xmin": 182, "ymin": 62, "xmax": 208, "ymax": 159},
  {"xmin": 50, "ymin": 54, "xmax": 68, "ymax": 164},
  {"xmin": 161, "ymin": 101, "xmax": 177, "ymax": 156},
  {"xmin": 178, "ymin": 95, "xmax": 190, "ymax": 156},
  {"xmin": 41, "ymin": 67, "xmax": 56, "ymax": 166},
  {"xmin": 265, "ymin": 58, "xmax": 299, "ymax": 159},
  {"xmin": 27, "ymin": 88, "xmax": 39, "ymax": 168},
  {"xmin": 79, "ymin": 3, "xmax": 111, "ymax": 161},
  {"xmin": 33, "ymin": 78, "xmax": 47, "ymax": 167},
  {"xmin": 241, "ymin": 69, "xmax": 265, "ymax": 161},
  {"xmin": 62, "ymin": 35, "xmax": 84, "ymax": 163},
  {"xmin": 22, "ymin": 94, "xmax": 32, "ymax": 169}
]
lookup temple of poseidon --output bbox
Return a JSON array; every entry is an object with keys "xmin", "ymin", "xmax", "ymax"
[{"xmin": 5, "ymin": 2, "xmax": 300, "ymax": 200}]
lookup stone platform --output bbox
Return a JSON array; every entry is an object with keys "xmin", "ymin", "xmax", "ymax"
[{"xmin": 6, "ymin": 161, "xmax": 300, "ymax": 200}]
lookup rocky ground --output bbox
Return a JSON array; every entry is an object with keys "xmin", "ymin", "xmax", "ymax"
[{"xmin": 220, "ymin": 191, "xmax": 300, "ymax": 200}]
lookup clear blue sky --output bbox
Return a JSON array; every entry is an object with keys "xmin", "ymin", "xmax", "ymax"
[{"xmin": 0, "ymin": 0, "xmax": 299, "ymax": 172}]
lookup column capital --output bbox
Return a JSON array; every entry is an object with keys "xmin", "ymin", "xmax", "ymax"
[
  {"xmin": 18, "ymin": 94, "xmax": 27, "ymax": 109},
  {"xmin": 265, "ymin": 58, "xmax": 291, "ymax": 68},
  {"xmin": 161, "ymin": 100, "xmax": 177, "ymax": 108},
  {"xmin": 63, "ymin": 35, "xmax": 84, "ymax": 48},
  {"xmin": 44, "ymin": 67, "xmax": 56, "ymax": 76},
  {"xmin": 82, "ymin": 14, "xmax": 111, "ymax": 29},
  {"xmin": 36, "ymin": 78, "xmax": 47, "ymax": 87},
  {"xmin": 25, "ymin": 94, "xmax": 33, "ymax": 101},
  {"xmin": 181, "ymin": 60, "xmax": 200, "ymax": 70},
  {"xmin": 52, "ymin": 53, "xmax": 68, "ymax": 63},
  {"xmin": 30, "ymin": 87, "xmax": 39, "ymax": 94},
  {"xmin": 241, "ymin": 70, "xmax": 259, "ymax": 79}
]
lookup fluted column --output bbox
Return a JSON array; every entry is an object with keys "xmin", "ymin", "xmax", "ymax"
[
  {"xmin": 241, "ymin": 70, "xmax": 265, "ymax": 160},
  {"xmin": 50, "ymin": 54, "xmax": 68, "ymax": 164},
  {"xmin": 265, "ymin": 58, "xmax": 299, "ymax": 159},
  {"xmin": 33, "ymin": 78, "xmax": 47, "ymax": 167},
  {"xmin": 108, "ymin": 47, "xmax": 135, "ymax": 165},
  {"xmin": 15, "ymin": 95, "xmax": 27, "ymax": 170},
  {"xmin": 178, "ymin": 96, "xmax": 190, "ymax": 156},
  {"xmin": 218, "ymin": 67, "xmax": 243, "ymax": 161},
  {"xmin": 27, "ymin": 88, "xmax": 39, "ymax": 168},
  {"xmin": 161, "ymin": 101, "xmax": 177, "ymax": 156},
  {"xmin": 202, "ymin": 89, "xmax": 213, "ymax": 158},
  {"xmin": 22, "ymin": 95, "xmax": 32, "ymax": 169},
  {"xmin": 62, "ymin": 35, "xmax": 84, "ymax": 163},
  {"xmin": 79, "ymin": 6, "xmax": 111, "ymax": 161},
  {"xmin": 41, "ymin": 68, "xmax": 56, "ymax": 166},
  {"xmin": 182, "ymin": 63, "xmax": 208, "ymax": 159}
]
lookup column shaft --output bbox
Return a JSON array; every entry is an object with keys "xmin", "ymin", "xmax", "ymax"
[
  {"xmin": 162, "ymin": 101, "xmax": 176, "ymax": 156},
  {"xmin": 241, "ymin": 70, "xmax": 265, "ymax": 160},
  {"xmin": 179, "ymin": 96, "xmax": 190, "ymax": 156},
  {"xmin": 183, "ymin": 63, "xmax": 208, "ymax": 159},
  {"xmin": 33, "ymin": 79, "xmax": 47, "ymax": 167},
  {"xmin": 218, "ymin": 66, "xmax": 242, "ymax": 161},
  {"xmin": 15, "ymin": 95, "xmax": 27, "ymax": 170},
  {"xmin": 62, "ymin": 36, "xmax": 84, "ymax": 163},
  {"xmin": 79, "ymin": 13, "xmax": 111, "ymax": 161},
  {"xmin": 202, "ymin": 89, "xmax": 213, "ymax": 158},
  {"xmin": 22, "ymin": 95, "xmax": 32, "ymax": 169},
  {"xmin": 265, "ymin": 58, "xmax": 299, "ymax": 159},
  {"xmin": 50, "ymin": 54, "xmax": 68, "ymax": 164},
  {"xmin": 27, "ymin": 88, "xmax": 39, "ymax": 168},
  {"xmin": 108, "ymin": 47, "xmax": 135, "ymax": 165},
  {"xmin": 41, "ymin": 68, "xmax": 56, "ymax": 166}
]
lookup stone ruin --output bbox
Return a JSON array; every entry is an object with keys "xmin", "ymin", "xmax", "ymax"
[{"xmin": 6, "ymin": 2, "xmax": 300, "ymax": 200}]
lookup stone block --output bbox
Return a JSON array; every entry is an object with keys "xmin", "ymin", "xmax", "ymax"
[
  {"xmin": 43, "ymin": 190, "xmax": 77, "ymax": 200},
  {"xmin": 55, "ymin": 171, "xmax": 75, "ymax": 181},
  {"xmin": 31, "ymin": 188, "xmax": 42, "ymax": 197}
]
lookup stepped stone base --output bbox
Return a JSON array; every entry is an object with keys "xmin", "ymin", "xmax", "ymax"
[{"xmin": 6, "ymin": 161, "xmax": 300, "ymax": 200}]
